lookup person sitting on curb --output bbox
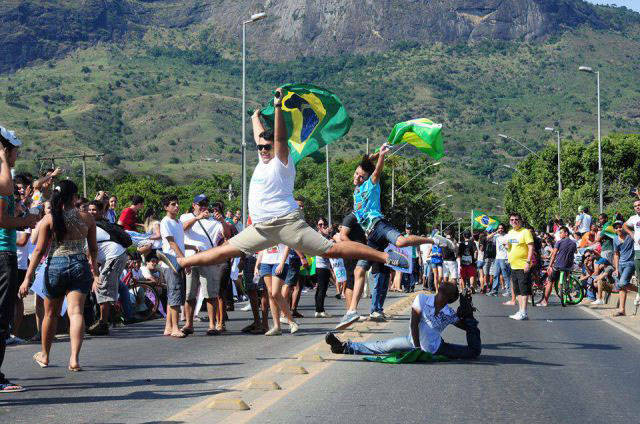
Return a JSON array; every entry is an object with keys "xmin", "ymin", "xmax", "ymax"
[{"xmin": 325, "ymin": 283, "xmax": 481, "ymax": 360}]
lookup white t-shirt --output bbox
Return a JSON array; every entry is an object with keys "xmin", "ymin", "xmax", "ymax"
[
  {"xmin": 248, "ymin": 153, "xmax": 299, "ymax": 223},
  {"xmin": 411, "ymin": 294, "xmax": 460, "ymax": 353},
  {"xmin": 179, "ymin": 213, "xmax": 223, "ymax": 257},
  {"xmin": 420, "ymin": 243, "xmax": 432, "ymax": 263},
  {"xmin": 261, "ymin": 244, "xmax": 288, "ymax": 265},
  {"xmin": 96, "ymin": 226, "xmax": 127, "ymax": 264},
  {"xmin": 160, "ymin": 215, "xmax": 185, "ymax": 257},
  {"xmin": 625, "ymin": 214, "xmax": 640, "ymax": 251},
  {"xmin": 16, "ymin": 230, "xmax": 31, "ymax": 270},
  {"xmin": 329, "ymin": 258, "xmax": 347, "ymax": 282},
  {"xmin": 575, "ymin": 213, "xmax": 592, "ymax": 234},
  {"xmin": 495, "ymin": 234, "xmax": 509, "ymax": 260}
]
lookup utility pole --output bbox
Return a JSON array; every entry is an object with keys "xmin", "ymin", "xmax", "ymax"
[
  {"xmin": 326, "ymin": 145, "xmax": 332, "ymax": 227},
  {"xmin": 366, "ymin": 137, "xmax": 369, "ymax": 156},
  {"xmin": 38, "ymin": 153, "xmax": 104, "ymax": 198},
  {"xmin": 391, "ymin": 165, "xmax": 395, "ymax": 208}
]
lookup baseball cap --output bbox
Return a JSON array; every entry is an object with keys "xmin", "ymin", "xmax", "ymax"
[
  {"xmin": 0, "ymin": 125, "xmax": 22, "ymax": 147},
  {"xmin": 193, "ymin": 194, "xmax": 208, "ymax": 204}
]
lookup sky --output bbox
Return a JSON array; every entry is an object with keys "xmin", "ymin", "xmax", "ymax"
[{"xmin": 585, "ymin": 0, "xmax": 640, "ymax": 12}]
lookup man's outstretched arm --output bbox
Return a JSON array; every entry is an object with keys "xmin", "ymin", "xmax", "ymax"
[
  {"xmin": 370, "ymin": 143, "xmax": 390, "ymax": 185},
  {"xmin": 273, "ymin": 87, "xmax": 289, "ymax": 165},
  {"xmin": 252, "ymin": 109, "xmax": 266, "ymax": 145},
  {"xmin": 410, "ymin": 307, "xmax": 421, "ymax": 348}
]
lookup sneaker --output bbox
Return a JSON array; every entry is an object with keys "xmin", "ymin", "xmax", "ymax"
[
  {"xmin": 357, "ymin": 315, "xmax": 368, "ymax": 322},
  {"xmin": 0, "ymin": 380, "xmax": 26, "ymax": 393},
  {"xmin": 335, "ymin": 310, "xmax": 360, "ymax": 330},
  {"xmin": 5, "ymin": 335, "xmax": 25, "ymax": 346},
  {"xmin": 502, "ymin": 292, "xmax": 510, "ymax": 297},
  {"xmin": 289, "ymin": 321, "xmax": 299, "ymax": 334},
  {"xmin": 314, "ymin": 312, "xmax": 321, "ymax": 318},
  {"xmin": 509, "ymin": 311, "xmax": 528, "ymax": 321},
  {"xmin": 240, "ymin": 304, "xmax": 252, "ymax": 312},
  {"xmin": 335, "ymin": 293, "xmax": 341, "ymax": 299},
  {"xmin": 386, "ymin": 251, "xmax": 409, "ymax": 270},
  {"xmin": 456, "ymin": 289, "xmax": 476, "ymax": 320},
  {"xmin": 87, "ymin": 320, "xmax": 110, "ymax": 336},
  {"xmin": 156, "ymin": 251, "xmax": 182, "ymax": 274},
  {"xmin": 319, "ymin": 312, "xmax": 332, "ymax": 318},
  {"xmin": 280, "ymin": 316, "xmax": 289, "ymax": 325},
  {"xmin": 325, "ymin": 332, "xmax": 345, "ymax": 354},
  {"xmin": 590, "ymin": 299, "xmax": 605, "ymax": 306},
  {"xmin": 369, "ymin": 311, "xmax": 383, "ymax": 321},
  {"xmin": 264, "ymin": 328, "xmax": 282, "ymax": 336},
  {"xmin": 292, "ymin": 310, "xmax": 304, "ymax": 319}
]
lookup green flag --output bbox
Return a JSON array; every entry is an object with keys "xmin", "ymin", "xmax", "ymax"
[
  {"xmin": 472, "ymin": 210, "xmax": 501, "ymax": 231},
  {"xmin": 363, "ymin": 349, "xmax": 450, "ymax": 364},
  {"xmin": 387, "ymin": 118, "xmax": 444, "ymax": 160},
  {"xmin": 259, "ymin": 83, "xmax": 353, "ymax": 164},
  {"xmin": 601, "ymin": 221, "xmax": 616, "ymax": 240}
]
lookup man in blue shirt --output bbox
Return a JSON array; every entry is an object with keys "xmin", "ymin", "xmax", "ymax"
[
  {"xmin": 612, "ymin": 220, "xmax": 637, "ymax": 316},
  {"xmin": 0, "ymin": 126, "xmax": 39, "ymax": 393}
]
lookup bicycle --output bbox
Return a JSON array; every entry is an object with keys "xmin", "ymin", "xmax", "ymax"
[
  {"xmin": 553, "ymin": 269, "xmax": 585, "ymax": 307},
  {"xmin": 113, "ymin": 270, "xmax": 162, "ymax": 323}
]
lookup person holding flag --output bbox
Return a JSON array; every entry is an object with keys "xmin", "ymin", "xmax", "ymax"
[{"xmin": 156, "ymin": 87, "xmax": 408, "ymax": 279}]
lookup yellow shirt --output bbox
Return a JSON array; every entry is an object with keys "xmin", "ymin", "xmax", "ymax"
[{"xmin": 506, "ymin": 228, "xmax": 533, "ymax": 270}]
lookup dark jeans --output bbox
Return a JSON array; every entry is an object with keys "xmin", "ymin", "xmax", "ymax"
[
  {"xmin": 370, "ymin": 263, "xmax": 390, "ymax": 314},
  {"xmin": 117, "ymin": 281, "xmax": 134, "ymax": 320},
  {"xmin": 315, "ymin": 268, "xmax": 330, "ymax": 312},
  {"xmin": 434, "ymin": 319, "xmax": 482, "ymax": 360},
  {"xmin": 0, "ymin": 252, "xmax": 17, "ymax": 382}
]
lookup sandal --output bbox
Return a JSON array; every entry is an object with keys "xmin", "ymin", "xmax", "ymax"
[
  {"xmin": 181, "ymin": 327, "xmax": 194, "ymax": 335},
  {"xmin": 611, "ymin": 311, "xmax": 625, "ymax": 317},
  {"xmin": 33, "ymin": 352, "xmax": 48, "ymax": 368},
  {"xmin": 170, "ymin": 331, "xmax": 187, "ymax": 338},
  {"xmin": 68, "ymin": 365, "xmax": 83, "ymax": 372},
  {"xmin": 241, "ymin": 323, "xmax": 256, "ymax": 333},
  {"xmin": 0, "ymin": 382, "xmax": 26, "ymax": 393},
  {"xmin": 206, "ymin": 329, "xmax": 220, "ymax": 336}
]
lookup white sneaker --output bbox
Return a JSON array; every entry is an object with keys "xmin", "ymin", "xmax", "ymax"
[
  {"xmin": 265, "ymin": 328, "xmax": 282, "ymax": 336},
  {"xmin": 591, "ymin": 299, "xmax": 605, "ymax": 306},
  {"xmin": 280, "ymin": 316, "xmax": 289, "ymax": 325},
  {"xmin": 289, "ymin": 321, "xmax": 299, "ymax": 334},
  {"xmin": 315, "ymin": 312, "xmax": 321, "ymax": 318},
  {"xmin": 509, "ymin": 311, "xmax": 528, "ymax": 321},
  {"xmin": 319, "ymin": 312, "xmax": 332, "ymax": 318},
  {"xmin": 240, "ymin": 304, "xmax": 252, "ymax": 311}
]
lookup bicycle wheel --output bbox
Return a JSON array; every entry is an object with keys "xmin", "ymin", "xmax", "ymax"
[
  {"xmin": 554, "ymin": 274, "xmax": 566, "ymax": 307},
  {"xmin": 137, "ymin": 283, "xmax": 160, "ymax": 321},
  {"xmin": 531, "ymin": 283, "xmax": 545, "ymax": 306},
  {"xmin": 563, "ymin": 276, "xmax": 585, "ymax": 305}
]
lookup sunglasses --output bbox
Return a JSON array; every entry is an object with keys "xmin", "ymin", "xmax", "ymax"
[
  {"xmin": 257, "ymin": 144, "xmax": 272, "ymax": 151},
  {"xmin": 317, "ymin": 223, "xmax": 327, "ymax": 227}
]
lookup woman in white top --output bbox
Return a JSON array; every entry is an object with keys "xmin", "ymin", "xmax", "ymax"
[{"xmin": 256, "ymin": 243, "xmax": 298, "ymax": 335}]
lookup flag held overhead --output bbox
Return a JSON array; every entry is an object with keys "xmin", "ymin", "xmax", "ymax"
[{"xmin": 387, "ymin": 118, "xmax": 444, "ymax": 160}]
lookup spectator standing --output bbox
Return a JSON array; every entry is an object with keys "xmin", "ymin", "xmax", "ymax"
[
  {"xmin": 505, "ymin": 213, "xmax": 534, "ymax": 320},
  {"xmin": 9, "ymin": 229, "xmax": 31, "ymax": 344},
  {"xmin": 488, "ymin": 224, "xmax": 511, "ymax": 298},
  {"xmin": 612, "ymin": 220, "xmax": 637, "ymax": 316},
  {"xmin": 575, "ymin": 206, "xmax": 592, "ymax": 236},
  {"xmin": 86, "ymin": 201, "xmax": 129, "ymax": 336},
  {"xmin": 20, "ymin": 180, "xmax": 99, "ymax": 372},
  {"xmin": 624, "ymin": 199, "xmax": 640, "ymax": 306},
  {"xmin": 179, "ymin": 194, "xmax": 225, "ymax": 336},
  {"xmin": 419, "ymin": 234, "xmax": 433, "ymax": 291},
  {"xmin": 457, "ymin": 230, "xmax": 477, "ymax": 292},
  {"xmin": 118, "ymin": 195, "xmax": 144, "ymax": 231},
  {"xmin": 596, "ymin": 213, "xmax": 614, "ymax": 264},
  {"xmin": 442, "ymin": 233, "xmax": 458, "ymax": 284},
  {"xmin": 482, "ymin": 230, "xmax": 496, "ymax": 295},
  {"xmin": 106, "ymin": 195, "xmax": 118, "ymax": 224},
  {"xmin": 314, "ymin": 217, "xmax": 333, "ymax": 318},
  {"xmin": 258, "ymin": 242, "xmax": 298, "ymax": 335},
  {"xmin": 0, "ymin": 128, "xmax": 39, "ymax": 392},
  {"xmin": 542, "ymin": 226, "xmax": 577, "ymax": 307},
  {"xmin": 31, "ymin": 168, "xmax": 61, "ymax": 208}
]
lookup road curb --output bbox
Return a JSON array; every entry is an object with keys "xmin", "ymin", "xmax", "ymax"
[{"xmin": 579, "ymin": 305, "xmax": 640, "ymax": 343}]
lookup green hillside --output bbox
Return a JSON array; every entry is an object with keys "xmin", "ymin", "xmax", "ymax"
[{"xmin": 1, "ymin": 6, "xmax": 639, "ymax": 218}]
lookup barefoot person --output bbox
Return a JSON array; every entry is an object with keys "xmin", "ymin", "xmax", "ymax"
[
  {"xmin": 326, "ymin": 283, "xmax": 481, "ymax": 360},
  {"xmin": 19, "ymin": 180, "xmax": 99, "ymax": 372},
  {"xmin": 157, "ymin": 88, "xmax": 408, "ymax": 276}
]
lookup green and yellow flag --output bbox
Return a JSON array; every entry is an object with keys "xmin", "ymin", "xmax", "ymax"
[
  {"xmin": 387, "ymin": 118, "xmax": 444, "ymax": 160},
  {"xmin": 472, "ymin": 210, "xmax": 500, "ymax": 231},
  {"xmin": 259, "ymin": 83, "xmax": 353, "ymax": 164},
  {"xmin": 601, "ymin": 221, "xmax": 616, "ymax": 240}
]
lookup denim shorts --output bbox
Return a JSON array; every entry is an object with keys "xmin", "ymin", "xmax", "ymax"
[
  {"xmin": 259, "ymin": 263, "xmax": 289, "ymax": 280},
  {"xmin": 43, "ymin": 254, "xmax": 93, "ymax": 299},
  {"xmin": 476, "ymin": 260, "xmax": 485, "ymax": 269},
  {"xmin": 615, "ymin": 262, "xmax": 636, "ymax": 290},
  {"xmin": 358, "ymin": 219, "xmax": 402, "ymax": 269},
  {"xmin": 285, "ymin": 259, "xmax": 301, "ymax": 286}
]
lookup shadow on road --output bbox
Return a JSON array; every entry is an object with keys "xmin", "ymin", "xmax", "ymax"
[{"xmin": 482, "ymin": 340, "xmax": 621, "ymax": 351}]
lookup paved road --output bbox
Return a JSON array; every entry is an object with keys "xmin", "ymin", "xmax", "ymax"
[{"xmin": 2, "ymin": 291, "xmax": 639, "ymax": 423}]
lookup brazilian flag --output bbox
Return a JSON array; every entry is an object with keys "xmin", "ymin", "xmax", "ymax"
[
  {"xmin": 472, "ymin": 210, "xmax": 500, "ymax": 231},
  {"xmin": 387, "ymin": 118, "xmax": 444, "ymax": 160},
  {"xmin": 259, "ymin": 83, "xmax": 353, "ymax": 164},
  {"xmin": 601, "ymin": 221, "xmax": 616, "ymax": 240}
]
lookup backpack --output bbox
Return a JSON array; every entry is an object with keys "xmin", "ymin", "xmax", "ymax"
[
  {"xmin": 96, "ymin": 220, "xmax": 133, "ymax": 248},
  {"xmin": 484, "ymin": 238, "xmax": 496, "ymax": 258}
]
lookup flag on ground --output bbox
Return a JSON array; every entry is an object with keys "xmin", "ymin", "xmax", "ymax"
[
  {"xmin": 600, "ymin": 221, "xmax": 616, "ymax": 240},
  {"xmin": 472, "ymin": 210, "xmax": 501, "ymax": 231},
  {"xmin": 387, "ymin": 118, "xmax": 444, "ymax": 160},
  {"xmin": 259, "ymin": 83, "xmax": 353, "ymax": 164}
]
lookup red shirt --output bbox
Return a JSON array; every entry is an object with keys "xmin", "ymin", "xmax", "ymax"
[{"xmin": 118, "ymin": 207, "xmax": 137, "ymax": 231}]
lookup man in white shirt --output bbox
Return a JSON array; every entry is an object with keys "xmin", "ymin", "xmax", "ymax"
[
  {"xmin": 180, "ymin": 194, "xmax": 225, "ymax": 336},
  {"xmin": 160, "ymin": 195, "xmax": 198, "ymax": 338},
  {"xmin": 575, "ymin": 206, "xmax": 592, "ymax": 236},
  {"xmin": 325, "ymin": 284, "xmax": 481, "ymax": 360},
  {"xmin": 87, "ymin": 200, "xmax": 129, "ymax": 336},
  {"xmin": 158, "ymin": 87, "xmax": 408, "ymax": 275},
  {"xmin": 419, "ymin": 239, "xmax": 433, "ymax": 290},
  {"xmin": 487, "ymin": 224, "xmax": 512, "ymax": 298},
  {"xmin": 624, "ymin": 199, "xmax": 640, "ymax": 305}
]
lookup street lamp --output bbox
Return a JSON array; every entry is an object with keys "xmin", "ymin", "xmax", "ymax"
[
  {"xmin": 578, "ymin": 65, "xmax": 603, "ymax": 213},
  {"xmin": 396, "ymin": 162, "xmax": 441, "ymax": 193},
  {"xmin": 545, "ymin": 126, "xmax": 562, "ymax": 209},
  {"xmin": 412, "ymin": 180, "xmax": 446, "ymax": 201},
  {"xmin": 498, "ymin": 133, "xmax": 539, "ymax": 157},
  {"xmin": 241, "ymin": 11, "xmax": 267, "ymax": 227}
]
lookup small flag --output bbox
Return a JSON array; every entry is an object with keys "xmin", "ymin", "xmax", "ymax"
[
  {"xmin": 387, "ymin": 118, "xmax": 444, "ymax": 160},
  {"xmin": 259, "ymin": 83, "xmax": 353, "ymax": 164},
  {"xmin": 601, "ymin": 221, "xmax": 616, "ymax": 240},
  {"xmin": 472, "ymin": 210, "xmax": 501, "ymax": 231}
]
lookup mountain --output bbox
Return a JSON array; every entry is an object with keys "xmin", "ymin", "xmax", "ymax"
[{"xmin": 0, "ymin": 0, "xmax": 639, "ymax": 217}]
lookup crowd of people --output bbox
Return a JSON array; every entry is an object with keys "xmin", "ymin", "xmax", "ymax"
[{"xmin": 1, "ymin": 92, "xmax": 638, "ymax": 395}]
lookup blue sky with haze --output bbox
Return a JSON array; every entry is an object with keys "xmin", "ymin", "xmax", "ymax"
[{"xmin": 585, "ymin": 0, "xmax": 640, "ymax": 12}]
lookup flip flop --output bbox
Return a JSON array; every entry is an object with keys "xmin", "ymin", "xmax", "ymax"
[
  {"xmin": 241, "ymin": 323, "xmax": 256, "ymax": 333},
  {"xmin": 181, "ymin": 327, "xmax": 194, "ymax": 335},
  {"xmin": 170, "ymin": 331, "xmax": 187, "ymax": 338},
  {"xmin": 611, "ymin": 311, "xmax": 625, "ymax": 317},
  {"xmin": 206, "ymin": 329, "xmax": 220, "ymax": 336},
  {"xmin": 68, "ymin": 366, "xmax": 82, "ymax": 372},
  {"xmin": 33, "ymin": 352, "xmax": 48, "ymax": 368},
  {"xmin": 0, "ymin": 382, "xmax": 26, "ymax": 393}
]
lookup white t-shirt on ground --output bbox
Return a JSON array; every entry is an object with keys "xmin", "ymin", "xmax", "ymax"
[
  {"xmin": 160, "ymin": 216, "xmax": 185, "ymax": 258},
  {"xmin": 96, "ymin": 226, "xmax": 127, "ymax": 264},
  {"xmin": 625, "ymin": 214, "xmax": 640, "ymax": 251},
  {"xmin": 411, "ymin": 294, "xmax": 460, "ymax": 353},
  {"xmin": 179, "ymin": 213, "xmax": 222, "ymax": 257},
  {"xmin": 495, "ymin": 234, "xmax": 509, "ymax": 260},
  {"xmin": 248, "ymin": 153, "xmax": 299, "ymax": 224}
]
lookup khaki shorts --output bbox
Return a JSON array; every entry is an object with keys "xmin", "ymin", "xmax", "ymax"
[
  {"xmin": 96, "ymin": 253, "xmax": 128, "ymax": 304},
  {"xmin": 229, "ymin": 210, "xmax": 333, "ymax": 257},
  {"xmin": 185, "ymin": 263, "xmax": 224, "ymax": 300}
]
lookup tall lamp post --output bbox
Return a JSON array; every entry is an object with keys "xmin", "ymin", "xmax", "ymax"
[
  {"xmin": 498, "ymin": 133, "xmax": 539, "ymax": 157},
  {"xmin": 545, "ymin": 127, "xmax": 562, "ymax": 209},
  {"xmin": 241, "ymin": 12, "xmax": 267, "ymax": 227},
  {"xmin": 578, "ymin": 66, "xmax": 603, "ymax": 213}
]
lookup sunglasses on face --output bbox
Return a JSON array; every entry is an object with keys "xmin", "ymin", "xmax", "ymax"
[
  {"xmin": 257, "ymin": 144, "xmax": 272, "ymax": 151},
  {"xmin": 317, "ymin": 223, "xmax": 327, "ymax": 227}
]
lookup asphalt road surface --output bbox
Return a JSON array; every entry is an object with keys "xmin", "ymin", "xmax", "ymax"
[{"xmin": 2, "ymin": 290, "xmax": 639, "ymax": 423}]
